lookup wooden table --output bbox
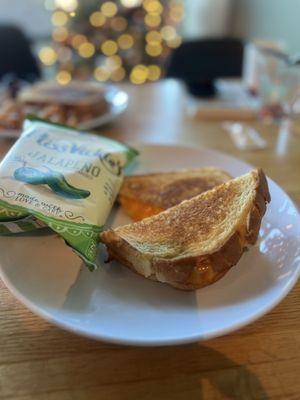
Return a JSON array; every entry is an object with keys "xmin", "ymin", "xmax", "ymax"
[{"xmin": 0, "ymin": 80, "xmax": 299, "ymax": 400}]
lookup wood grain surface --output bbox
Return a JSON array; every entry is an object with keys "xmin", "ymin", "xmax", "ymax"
[{"xmin": 0, "ymin": 80, "xmax": 299, "ymax": 400}]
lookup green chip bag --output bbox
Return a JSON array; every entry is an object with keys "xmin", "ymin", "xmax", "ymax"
[{"xmin": 0, "ymin": 117, "xmax": 138, "ymax": 269}]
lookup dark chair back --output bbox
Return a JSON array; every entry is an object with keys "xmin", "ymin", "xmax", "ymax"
[
  {"xmin": 0, "ymin": 25, "xmax": 40, "ymax": 82},
  {"xmin": 166, "ymin": 38, "xmax": 244, "ymax": 97}
]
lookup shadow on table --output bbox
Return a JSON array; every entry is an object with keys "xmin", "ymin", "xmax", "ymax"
[
  {"xmin": 1, "ymin": 308, "xmax": 269, "ymax": 400},
  {"xmin": 113, "ymin": 344, "xmax": 269, "ymax": 400}
]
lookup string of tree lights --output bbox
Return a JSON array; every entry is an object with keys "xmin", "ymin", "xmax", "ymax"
[{"xmin": 40, "ymin": 0, "xmax": 184, "ymax": 85}]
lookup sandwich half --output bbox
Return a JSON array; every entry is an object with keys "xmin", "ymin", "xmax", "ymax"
[
  {"xmin": 119, "ymin": 167, "xmax": 232, "ymax": 221},
  {"xmin": 102, "ymin": 169, "xmax": 270, "ymax": 290}
]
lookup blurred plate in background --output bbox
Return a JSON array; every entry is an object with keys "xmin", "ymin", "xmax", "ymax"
[{"xmin": 0, "ymin": 83, "xmax": 128, "ymax": 139}]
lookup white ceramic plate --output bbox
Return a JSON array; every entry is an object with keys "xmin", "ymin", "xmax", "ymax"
[
  {"xmin": 0, "ymin": 144, "xmax": 299, "ymax": 346},
  {"xmin": 0, "ymin": 84, "xmax": 128, "ymax": 139}
]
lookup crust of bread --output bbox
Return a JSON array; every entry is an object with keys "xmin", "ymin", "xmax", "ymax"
[{"xmin": 102, "ymin": 169, "xmax": 270, "ymax": 290}]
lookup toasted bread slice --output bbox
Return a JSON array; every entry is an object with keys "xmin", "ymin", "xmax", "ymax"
[
  {"xmin": 119, "ymin": 167, "xmax": 232, "ymax": 221},
  {"xmin": 102, "ymin": 169, "xmax": 270, "ymax": 290}
]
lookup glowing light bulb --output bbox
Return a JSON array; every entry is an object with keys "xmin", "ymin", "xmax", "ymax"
[
  {"xmin": 52, "ymin": 10, "xmax": 68, "ymax": 26},
  {"xmin": 167, "ymin": 36, "xmax": 182, "ymax": 48},
  {"xmin": 145, "ymin": 43, "xmax": 162, "ymax": 57},
  {"xmin": 143, "ymin": 0, "xmax": 163, "ymax": 14},
  {"xmin": 78, "ymin": 42, "xmax": 95, "ymax": 58},
  {"xmin": 105, "ymin": 55, "xmax": 122, "ymax": 71},
  {"xmin": 101, "ymin": 1, "xmax": 118, "ymax": 18},
  {"xmin": 71, "ymin": 34, "xmax": 87, "ymax": 48},
  {"xmin": 147, "ymin": 65, "xmax": 161, "ymax": 81},
  {"xmin": 52, "ymin": 26, "xmax": 68, "ymax": 42},
  {"xmin": 169, "ymin": 2, "xmax": 184, "ymax": 21},
  {"xmin": 145, "ymin": 30, "xmax": 162, "ymax": 45},
  {"xmin": 111, "ymin": 67, "xmax": 126, "ymax": 81},
  {"xmin": 90, "ymin": 11, "xmax": 106, "ymax": 27},
  {"xmin": 111, "ymin": 16, "xmax": 128, "ymax": 31},
  {"xmin": 160, "ymin": 25, "xmax": 177, "ymax": 41},
  {"xmin": 55, "ymin": 0, "xmax": 78, "ymax": 12},
  {"xmin": 56, "ymin": 70, "xmax": 71, "ymax": 85},
  {"xmin": 144, "ymin": 13, "xmax": 161, "ymax": 27},
  {"xmin": 101, "ymin": 40, "xmax": 118, "ymax": 56},
  {"xmin": 39, "ymin": 47, "xmax": 57, "ymax": 65},
  {"xmin": 130, "ymin": 64, "xmax": 148, "ymax": 84},
  {"xmin": 117, "ymin": 34, "xmax": 134, "ymax": 49},
  {"xmin": 94, "ymin": 66, "xmax": 110, "ymax": 81},
  {"xmin": 121, "ymin": 0, "xmax": 142, "ymax": 7}
]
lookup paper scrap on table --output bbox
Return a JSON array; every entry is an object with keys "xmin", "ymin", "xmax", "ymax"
[{"xmin": 223, "ymin": 122, "xmax": 267, "ymax": 150}]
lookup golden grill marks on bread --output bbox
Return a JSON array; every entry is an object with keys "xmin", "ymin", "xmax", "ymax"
[
  {"xmin": 119, "ymin": 167, "xmax": 232, "ymax": 221},
  {"xmin": 101, "ymin": 169, "xmax": 271, "ymax": 290}
]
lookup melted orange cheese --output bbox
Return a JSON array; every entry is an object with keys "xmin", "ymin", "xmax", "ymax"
[{"xmin": 119, "ymin": 195, "xmax": 164, "ymax": 221}]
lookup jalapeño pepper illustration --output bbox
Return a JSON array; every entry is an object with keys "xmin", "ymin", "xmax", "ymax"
[
  {"xmin": 14, "ymin": 166, "xmax": 90, "ymax": 199},
  {"xmin": 45, "ymin": 169, "xmax": 90, "ymax": 199},
  {"xmin": 14, "ymin": 167, "xmax": 48, "ymax": 185}
]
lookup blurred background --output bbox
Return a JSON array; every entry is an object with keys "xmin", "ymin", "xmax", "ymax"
[
  {"xmin": 0, "ymin": 0, "xmax": 299, "ymax": 84},
  {"xmin": 0, "ymin": 0, "xmax": 300, "ymax": 130}
]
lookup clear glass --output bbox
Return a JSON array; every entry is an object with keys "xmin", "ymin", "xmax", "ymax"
[{"xmin": 257, "ymin": 50, "xmax": 300, "ymax": 122}]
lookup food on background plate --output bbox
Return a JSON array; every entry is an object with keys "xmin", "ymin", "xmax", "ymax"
[
  {"xmin": 18, "ymin": 81, "xmax": 107, "ymax": 106},
  {"xmin": 0, "ymin": 81, "xmax": 109, "ymax": 131},
  {"xmin": 101, "ymin": 169, "xmax": 270, "ymax": 290},
  {"xmin": 119, "ymin": 167, "xmax": 232, "ymax": 221},
  {"xmin": 0, "ymin": 117, "xmax": 138, "ymax": 269}
]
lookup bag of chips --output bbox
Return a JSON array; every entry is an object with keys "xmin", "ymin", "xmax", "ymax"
[{"xmin": 0, "ymin": 117, "xmax": 138, "ymax": 269}]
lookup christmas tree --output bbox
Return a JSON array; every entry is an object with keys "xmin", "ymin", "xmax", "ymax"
[{"xmin": 40, "ymin": 0, "xmax": 184, "ymax": 84}]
